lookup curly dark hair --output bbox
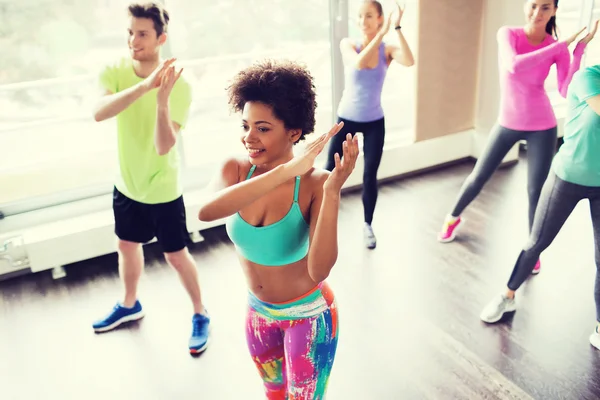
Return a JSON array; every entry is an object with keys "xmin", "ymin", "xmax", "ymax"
[{"xmin": 226, "ymin": 59, "xmax": 317, "ymax": 144}]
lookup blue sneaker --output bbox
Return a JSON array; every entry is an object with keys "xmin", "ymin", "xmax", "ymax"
[
  {"xmin": 189, "ymin": 312, "xmax": 210, "ymax": 354},
  {"xmin": 92, "ymin": 301, "xmax": 145, "ymax": 333}
]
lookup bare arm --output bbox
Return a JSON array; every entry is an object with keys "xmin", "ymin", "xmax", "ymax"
[
  {"xmin": 339, "ymin": 38, "xmax": 360, "ymax": 65},
  {"xmin": 198, "ymin": 160, "xmax": 295, "ymax": 222},
  {"xmin": 387, "ymin": 28, "xmax": 414, "ymax": 67},
  {"xmin": 340, "ymin": 35, "xmax": 384, "ymax": 70},
  {"xmin": 93, "ymin": 84, "xmax": 147, "ymax": 122},
  {"xmin": 307, "ymin": 174, "xmax": 340, "ymax": 283},
  {"xmin": 94, "ymin": 58, "xmax": 176, "ymax": 122},
  {"xmin": 307, "ymin": 134, "xmax": 359, "ymax": 282},
  {"xmin": 586, "ymin": 94, "xmax": 600, "ymax": 115},
  {"xmin": 155, "ymin": 105, "xmax": 180, "ymax": 156},
  {"xmin": 356, "ymin": 33, "xmax": 385, "ymax": 70},
  {"xmin": 198, "ymin": 123, "xmax": 345, "ymax": 222},
  {"xmin": 154, "ymin": 66, "xmax": 188, "ymax": 155},
  {"xmin": 387, "ymin": 3, "xmax": 414, "ymax": 67}
]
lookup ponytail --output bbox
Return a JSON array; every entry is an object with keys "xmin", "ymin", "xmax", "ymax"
[
  {"xmin": 546, "ymin": 0, "xmax": 559, "ymax": 39},
  {"xmin": 546, "ymin": 16, "xmax": 557, "ymax": 39}
]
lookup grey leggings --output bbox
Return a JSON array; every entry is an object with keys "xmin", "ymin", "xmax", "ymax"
[
  {"xmin": 507, "ymin": 172, "xmax": 600, "ymax": 321},
  {"xmin": 451, "ymin": 125, "xmax": 558, "ymax": 231}
]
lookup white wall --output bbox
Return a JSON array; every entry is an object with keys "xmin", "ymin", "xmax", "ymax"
[
  {"xmin": 476, "ymin": 0, "xmax": 525, "ymax": 134},
  {"xmin": 473, "ymin": 0, "xmax": 526, "ymax": 161}
]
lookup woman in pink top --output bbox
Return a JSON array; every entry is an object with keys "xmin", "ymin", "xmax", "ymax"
[{"xmin": 438, "ymin": 0, "xmax": 595, "ymax": 273}]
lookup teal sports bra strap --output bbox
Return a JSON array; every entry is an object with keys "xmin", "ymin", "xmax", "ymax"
[
  {"xmin": 293, "ymin": 176, "xmax": 300, "ymax": 203},
  {"xmin": 246, "ymin": 165, "xmax": 257, "ymax": 180},
  {"xmin": 246, "ymin": 165, "xmax": 300, "ymax": 202}
]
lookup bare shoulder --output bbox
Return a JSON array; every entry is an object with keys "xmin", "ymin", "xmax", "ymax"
[
  {"xmin": 385, "ymin": 43, "xmax": 397, "ymax": 53},
  {"xmin": 384, "ymin": 43, "xmax": 396, "ymax": 58},
  {"xmin": 236, "ymin": 158, "xmax": 257, "ymax": 180},
  {"xmin": 303, "ymin": 167, "xmax": 330, "ymax": 198},
  {"xmin": 217, "ymin": 156, "xmax": 246, "ymax": 186},
  {"xmin": 340, "ymin": 37, "xmax": 357, "ymax": 50}
]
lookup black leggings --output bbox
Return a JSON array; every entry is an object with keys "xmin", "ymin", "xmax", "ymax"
[
  {"xmin": 451, "ymin": 124, "xmax": 558, "ymax": 232},
  {"xmin": 506, "ymin": 172, "xmax": 600, "ymax": 321},
  {"xmin": 325, "ymin": 117, "xmax": 385, "ymax": 224}
]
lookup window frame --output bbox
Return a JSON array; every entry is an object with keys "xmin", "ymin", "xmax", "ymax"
[
  {"xmin": 2, "ymin": 0, "xmax": 596, "ymax": 219},
  {"xmin": 0, "ymin": 0, "xmax": 351, "ymax": 218}
]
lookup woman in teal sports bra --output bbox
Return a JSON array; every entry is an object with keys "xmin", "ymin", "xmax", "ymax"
[{"xmin": 198, "ymin": 59, "xmax": 359, "ymax": 399}]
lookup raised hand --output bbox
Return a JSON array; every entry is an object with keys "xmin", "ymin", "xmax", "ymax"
[
  {"xmin": 394, "ymin": 1, "xmax": 405, "ymax": 27},
  {"xmin": 378, "ymin": 12, "xmax": 393, "ymax": 36},
  {"xmin": 565, "ymin": 27, "xmax": 587, "ymax": 46},
  {"xmin": 285, "ymin": 122, "xmax": 345, "ymax": 177},
  {"xmin": 580, "ymin": 20, "xmax": 599, "ymax": 45},
  {"xmin": 157, "ymin": 65, "xmax": 184, "ymax": 106},
  {"xmin": 323, "ymin": 133, "xmax": 359, "ymax": 194},
  {"xmin": 141, "ymin": 57, "xmax": 176, "ymax": 92}
]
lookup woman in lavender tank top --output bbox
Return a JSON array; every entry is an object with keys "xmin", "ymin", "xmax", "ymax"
[{"xmin": 325, "ymin": 0, "xmax": 415, "ymax": 249}]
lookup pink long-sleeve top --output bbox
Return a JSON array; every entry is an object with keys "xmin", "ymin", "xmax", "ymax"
[{"xmin": 497, "ymin": 26, "xmax": 586, "ymax": 131}]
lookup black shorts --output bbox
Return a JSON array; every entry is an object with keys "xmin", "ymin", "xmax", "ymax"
[{"xmin": 112, "ymin": 187, "xmax": 190, "ymax": 253}]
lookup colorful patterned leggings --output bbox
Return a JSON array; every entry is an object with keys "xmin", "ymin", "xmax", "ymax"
[{"xmin": 245, "ymin": 282, "xmax": 339, "ymax": 400}]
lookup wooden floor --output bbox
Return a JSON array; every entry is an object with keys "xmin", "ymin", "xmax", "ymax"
[{"xmin": 2, "ymin": 153, "xmax": 600, "ymax": 400}]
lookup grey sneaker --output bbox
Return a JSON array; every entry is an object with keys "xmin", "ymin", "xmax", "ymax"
[
  {"xmin": 480, "ymin": 294, "xmax": 516, "ymax": 323},
  {"xmin": 364, "ymin": 223, "xmax": 376, "ymax": 249}
]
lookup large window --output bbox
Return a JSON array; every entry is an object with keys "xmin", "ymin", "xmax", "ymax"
[
  {"xmin": 0, "ymin": 0, "xmax": 419, "ymax": 218},
  {"xmin": 0, "ymin": 0, "xmax": 128, "ymax": 208},
  {"xmin": 347, "ymin": 0, "xmax": 417, "ymax": 145},
  {"xmin": 167, "ymin": 0, "xmax": 332, "ymax": 176}
]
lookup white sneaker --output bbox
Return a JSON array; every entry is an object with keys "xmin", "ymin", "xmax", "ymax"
[
  {"xmin": 480, "ymin": 294, "xmax": 516, "ymax": 323},
  {"xmin": 589, "ymin": 327, "xmax": 600, "ymax": 350},
  {"xmin": 364, "ymin": 223, "xmax": 376, "ymax": 249}
]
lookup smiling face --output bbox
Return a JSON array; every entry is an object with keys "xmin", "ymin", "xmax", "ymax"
[
  {"xmin": 127, "ymin": 16, "xmax": 165, "ymax": 61},
  {"xmin": 227, "ymin": 60, "xmax": 317, "ymax": 166},
  {"xmin": 240, "ymin": 101, "xmax": 301, "ymax": 167},
  {"xmin": 524, "ymin": 0, "xmax": 557, "ymax": 31},
  {"xmin": 357, "ymin": 2, "xmax": 383, "ymax": 36}
]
